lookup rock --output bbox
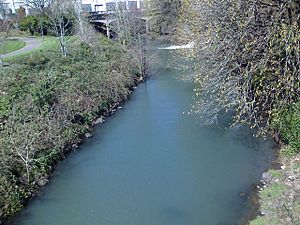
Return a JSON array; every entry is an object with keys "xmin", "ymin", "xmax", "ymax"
[
  {"xmin": 262, "ymin": 172, "xmax": 272, "ymax": 183},
  {"xmin": 85, "ymin": 133, "xmax": 93, "ymax": 138},
  {"xmin": 37, "ymin": 177, "xmax": 49, "ymax": 187},
  {"xmin": 72, "ymin": 143, "xmax": 79, "ymax": 149},
  {"xmin": 93, "ymin": 117, "xmax": 104, "ymax": 126}
]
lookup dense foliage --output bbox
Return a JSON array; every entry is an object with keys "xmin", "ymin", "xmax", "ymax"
[
  {"xmin": 18, "ymin": 14, "xmax": 74, "ymax": 36},
  {"xmin": 272, "ymin": 102, "xmax": 300, "ymax": 155},
  {"xmin": 0, "ymin": 36, "xmax": 140, "ymax": 221},
  {"xmin": 19, "ymin": 15, "xmax": 49, "ymax": 35}
]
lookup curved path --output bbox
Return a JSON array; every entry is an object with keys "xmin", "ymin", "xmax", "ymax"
[{"xmin": 1, "ymin": 37, "xmax": 42, "ymax": 59}]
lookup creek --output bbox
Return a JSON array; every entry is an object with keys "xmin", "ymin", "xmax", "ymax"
[{"xmin": 12, "ymin": 43, "xmax": 276, "ymax": 225}]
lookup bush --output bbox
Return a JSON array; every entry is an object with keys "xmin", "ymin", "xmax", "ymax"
[
  {"xmin": 271, "ymin": 102, "xmax": 300, "ymax": 154},
  {"xmin": 19, "ymin": 16, "xmax": 51, "ymax": 35},
  {"xmin": 0, "ymin": 36, "xmax": 140, "ymax": 222},
  {"xmin": 19, "ymin": 16, "xmax": 38, "ymax": 35}
]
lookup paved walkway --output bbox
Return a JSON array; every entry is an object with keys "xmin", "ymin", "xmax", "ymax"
[{"xmin": 1, "ymin": 37, "xmax": 42, "ymax": 58}]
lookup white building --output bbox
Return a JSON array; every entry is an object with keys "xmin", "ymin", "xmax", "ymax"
[
  {"xmin": 1, "ymin": 0, "xmax": 144, "ymax": 18},
  {"xmin": 1, "ymin": 0, "xmax": 27, "ymax": 15},
  {"xmin": 82, "ymin": 0, "xmax": 143, "ymax": 13}
]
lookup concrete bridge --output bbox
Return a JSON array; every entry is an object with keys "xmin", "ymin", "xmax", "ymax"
[
  {"xmin": 83, "ymin": 0, "xmax": 151, "ymax": 38},
  {"xmin": 88, "ymin": 9, "xmax": 153, "ymax": 38},
  {"xmin": 90, "ymin": 15, "xmax": 152, "ymax": 37}
]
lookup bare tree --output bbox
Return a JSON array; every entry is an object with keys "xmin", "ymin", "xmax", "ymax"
[
  {"xmin": 178, "ymin": 0, "xmax": 300, "ymax": 133},
  {"xmin": 47, "ymin": 0, "xmax": 73, "ymax": 57},
  {"xmin": 0, "ymin": 34, "xmax": 5, "ymax": 67},
  {"xmin": 72, "ymin": 0, "xmax": 83, "ymax": 38},
  {"xmin": 0, "ymin": 0, "xmax": 5, "ymax": 66},
  {"xmin": 147, "ymin": 0, "xmax": 181, "ymax": 35},
  {"xmin": 26, "ymin": 0, "xmax": 51, "ymax": 14},
  {"xmin": 72, "ymin": 0, "xmax": 99, "ymax": 48},
  {"xmin": 2, "ymin": 106, "xmax": 37, "ymax": 184},
  {"xmin": 111, "ymin": 1, "xmax": 149, "ymax": 78}
]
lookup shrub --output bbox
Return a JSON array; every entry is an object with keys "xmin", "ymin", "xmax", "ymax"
[
  {"xmin": 0, "ymin": 35, "xmax": 139, "ymax": 222},
  {"xmin": 19, "ymin": 16, "xmax": 51, "ymax": 36},
  {"xmin": 18, "ymin": 16, "xmax": 38, "ymax": 35},
  {"xmin": 271, "ymin": 102, "xmax": 300, "ymax": 154}
]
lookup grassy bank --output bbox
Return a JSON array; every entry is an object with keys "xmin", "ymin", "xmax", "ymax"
[
  {"xmin": 2, "ymin": 36, "xmax": 69, "ymax": 61},
  {"xmin": 0, "ymin": 35, "xmax": 141, "ymax": 223},
  {"xmin": 0, "ymin": 40, "xmax": 26, "ymax": 54},
  {"xmin": 250, "ymin": 155, "xmax": 300, "ymax": 225},
  {"xmin": 250, "ymin": 104, "xmax": 300, "ymax": 225}
]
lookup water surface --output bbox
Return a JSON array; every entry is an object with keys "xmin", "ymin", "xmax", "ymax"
[{"xmin": 12, "ymin": 45, "xmax": 276, "ymax": 225}]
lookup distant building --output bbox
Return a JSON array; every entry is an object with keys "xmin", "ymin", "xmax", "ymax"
[
  {"xmin": 0, "ymin": 0, "xmax": 28, "ymax": 17},
  {"xmin": 82, "ymin": 0, "xmax": 143, "ymax": 13},
  {"xmin": 0, "ymin": 1, "xmax": 10, "ymax": 19},
  {"xmin": 1, "ymin": 0, "xmax": 145, "ymax": 19}
]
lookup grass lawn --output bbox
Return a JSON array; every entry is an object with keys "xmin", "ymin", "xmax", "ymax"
[
  {"xmin": 3, "ymin": 36, "xmax": 78, "ymax": 62},
  {"xmin": 0, "ymin": 39, "xmax": 26, "ymax": 54}
]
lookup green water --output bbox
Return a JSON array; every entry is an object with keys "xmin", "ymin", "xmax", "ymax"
[{"xmin": 12, "ymin": 45, "xmax": 276, "ymax": 225}]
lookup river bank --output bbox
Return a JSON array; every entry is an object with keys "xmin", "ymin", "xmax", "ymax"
[
  {"xmin": 249, "ymin": 102, "xmax": 300, "ymax": 224},
  {"xmin": 0, "ymin": 35, "xmax": 143, "ymax": 224},
  {"xmin": 250, "ymin": 152, "xmax": 300, "ymax": 225}
]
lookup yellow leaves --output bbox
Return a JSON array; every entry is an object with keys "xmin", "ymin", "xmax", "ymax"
[{"xmin": 286, "ymin": 45, "xmax": 292, "ymax": 54}]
